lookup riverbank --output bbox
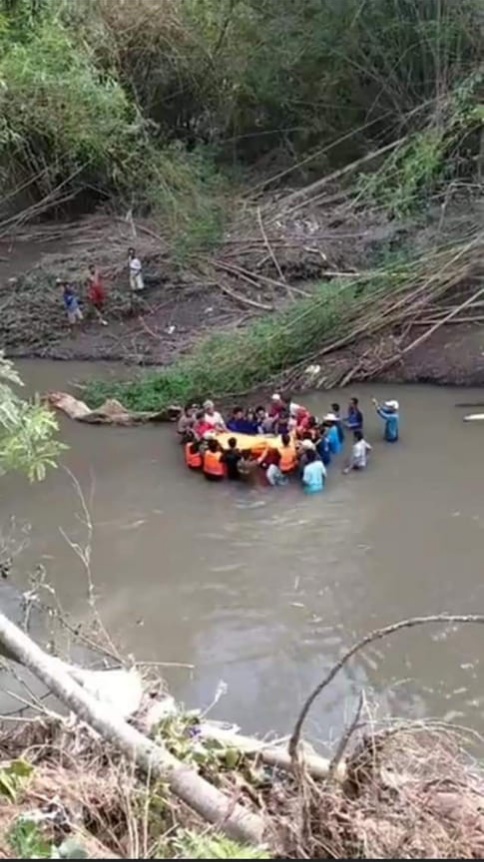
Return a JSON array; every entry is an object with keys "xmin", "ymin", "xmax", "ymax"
[
  {"xmin": 3, "ymin": 678, "xmax": 484, "ymax": 859},
  {"xmin": 2, "ymin": 192, "xmax": 484, "ymax": 401}
]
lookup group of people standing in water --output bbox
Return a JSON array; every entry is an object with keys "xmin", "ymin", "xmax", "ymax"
[{"xmin": 177, "ymin": 392, "xmax": 400, "ymax": 493}]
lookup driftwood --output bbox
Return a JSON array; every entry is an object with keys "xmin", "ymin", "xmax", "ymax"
[
  {"xmin": 46, "ymin": 392, "xmax": 181, "ymax": 425},
  {"xmin": 0, "ymin": 611, "xmax": 264, "ymax": 846}
]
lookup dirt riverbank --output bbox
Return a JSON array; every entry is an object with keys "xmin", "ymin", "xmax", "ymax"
[{"xmin": 2, "ymin": 197, "xmax": 484, "ymax": 388}]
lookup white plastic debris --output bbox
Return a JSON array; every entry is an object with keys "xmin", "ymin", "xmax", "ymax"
[
  {"xmin": 143, "ymin": 694, "xmax": 178, "ymax": 731},
  {"xmin": 50, "ymin": 658, "xmax": 143, "ymax": 719}
]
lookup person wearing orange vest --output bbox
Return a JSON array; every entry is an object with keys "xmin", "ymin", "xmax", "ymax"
[
  {"xmin": 185, "ymin": 440, "xmax": 202, "ymax": 470},
  {"xmin": 279, "ymin": 433, "xmax": 297, "ymax": 474},
  {"xmin": 202, "ymin": 438, "xmax": 226, "ymax": 481}
]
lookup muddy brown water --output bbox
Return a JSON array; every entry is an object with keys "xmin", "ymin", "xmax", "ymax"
[{"xmin": 2, "ymin": 360, "xmax": 484, "ymax": 743}]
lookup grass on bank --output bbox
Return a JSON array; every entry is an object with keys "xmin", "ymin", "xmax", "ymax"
[{"xmin": 84, "ymin": 271, "xmax": 404, "ymax": 411}]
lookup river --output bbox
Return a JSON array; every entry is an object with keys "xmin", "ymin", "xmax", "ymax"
[{"xmin": 2, "ymin": 359, "xmax": 484, "ymax": 743}]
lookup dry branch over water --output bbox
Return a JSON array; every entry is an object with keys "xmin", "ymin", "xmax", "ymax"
[{"xmin": 1, "ymin": 612, "xmax": 484, "ymax": 857}]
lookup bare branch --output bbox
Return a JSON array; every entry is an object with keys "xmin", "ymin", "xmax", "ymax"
[
  {"xmin": 328, "ymin": 690, "xmax": 365, "ymax": 780},
  {"xmin": 289, "ymin": 614, "xmax": 484, "ymax": 762}
]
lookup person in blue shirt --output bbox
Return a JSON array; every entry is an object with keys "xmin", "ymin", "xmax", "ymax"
[
  {"xmin": 302, "ymin": 449, "xmax": 326, "ymax": 494},
  {"xmin": 323, "ymin": 413, "xmax": 343, "ymax": 455},
  {"xmin": 60, "ymin": 279, "xmax": 83, "ymax": 328},
  {"xmin": 345, "ymin": 397, "xmax": 363, "ymax": 432},
  {"xmin": 227, "ymin": 407, "xmax": 257, "ymax": 435},
  {"xmin": 316, "ymin": 427, "xmax": 331, "ymax": 466},
  {"xmin": 373, "ymin": 398, "xmax": 399, "ymax": 442},
  {"xmin": 331, "ymin": 403, "xmax": 345, "ymax": 444}
]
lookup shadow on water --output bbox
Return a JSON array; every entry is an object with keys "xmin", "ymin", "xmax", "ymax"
[{"xmin": 2, "ymin": 360, "xmax": 484, "ymax": 743}]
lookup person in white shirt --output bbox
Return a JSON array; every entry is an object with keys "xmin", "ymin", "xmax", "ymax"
[
  {"xmin": 344, "ymin": 429, "xmax": 372, "ymax": 473},
  {"xmin": 128, "ymin": 247, "xmax": 144, "ymax": 292},
  {"xmin": 203, "ymin": 399, "xmax": 226, "ymax": 431}
]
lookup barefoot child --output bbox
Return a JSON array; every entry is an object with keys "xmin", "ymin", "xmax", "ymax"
[
  {"xmin": 87, "ymin": 264, "xmax": 108, "ymax": 325},
  {"xmin": 60, "ymin": 280, "xmax": 83, "ymax": 329}
]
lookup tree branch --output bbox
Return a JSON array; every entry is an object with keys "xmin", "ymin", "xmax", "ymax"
[{"xmin": 289, "ymin": 614, "xmax": 484, "ymax": 762}]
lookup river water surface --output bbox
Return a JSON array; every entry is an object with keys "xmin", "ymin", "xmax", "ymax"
[{"xmin": 2, "ymin": 360, "xmax": 484, "ymax": 745}]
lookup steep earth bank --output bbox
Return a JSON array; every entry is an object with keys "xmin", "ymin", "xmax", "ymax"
[{"xmin": 1, "ymin": 193, "xmax": 484, "ymax": 388}]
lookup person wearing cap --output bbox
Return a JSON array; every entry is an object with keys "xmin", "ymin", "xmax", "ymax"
[
  {"xmin": 331, "ymin": 403, "xmax": 345, "ymax": 444},
  {"xmin": 202, "ymin": 399, "xmax": 226, "ymax": 432},
  {"xmin": 323, "ymin": 413, "xmax": 343, "ymax": 455},
  {"xmin": 372, "ymin": 397, "xmax": 399, "ymax": 442},
  {"xmin": 60, "ymin": 280, "xmax": 83, "ymax": 328}
]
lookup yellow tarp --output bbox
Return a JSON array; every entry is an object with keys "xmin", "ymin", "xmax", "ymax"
[{"xmin": 215, "ymin": 431, "xmax": 289, "ymax": 455}]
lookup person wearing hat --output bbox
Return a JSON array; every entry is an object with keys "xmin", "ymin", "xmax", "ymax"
[
  {"xmin": 323, "ymin": 413, "xmax": 343, "ymax": 455},
  {"xmin": 372, "ymin": 397, "xmax": 399, "ymax": 442}
]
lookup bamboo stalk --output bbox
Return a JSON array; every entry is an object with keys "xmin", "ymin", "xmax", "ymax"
[
  {"xmin": 215, "ymin": 280, "xmax": 274, "ymax": 312},
  {"xmin": 277, "ymin": 136, "xmax": 408, "ymax": 214}
]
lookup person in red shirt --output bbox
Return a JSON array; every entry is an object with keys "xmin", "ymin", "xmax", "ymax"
[
  {"xmin": 268, "ymin": 393, "xmax": 286, "ymax": 418},
  {"xmin": 193, "ymin": 410, "xmax": 213, "ymax": 440},
  {"xmin": 86, "ymin": 264, "xmax": 107, "ymax": 325}
]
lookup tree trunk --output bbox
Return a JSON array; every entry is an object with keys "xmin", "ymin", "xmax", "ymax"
[{"xmin": 0, "ymin": 611, "xmax": 264, "ymax": 846}]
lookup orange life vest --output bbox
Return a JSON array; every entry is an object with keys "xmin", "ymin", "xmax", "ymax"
[
  {"xmin": 203, "ymin": 450, "xmax": 225, "ymax": 477},
  {"xmin": 280, "ymin": 444, "xmax": 297, "ymax": 473},
  {"xmin": 185, "ymin": 443, "xmax": 202, "ymax": 470}
]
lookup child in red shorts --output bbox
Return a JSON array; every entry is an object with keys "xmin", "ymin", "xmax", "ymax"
[{"xmin": 87, "ymin": 264, "xmax": 108, "ymax": 325}]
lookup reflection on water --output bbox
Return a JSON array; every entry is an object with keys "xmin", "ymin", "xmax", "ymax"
[{"xmin": 2, "ymin": 360, "xmax": 484, "ymax": 744}]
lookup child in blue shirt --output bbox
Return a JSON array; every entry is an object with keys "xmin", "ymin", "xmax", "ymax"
[{"xmin": 60, "ymin": 280, "xmax": 83, "ymax": 327}]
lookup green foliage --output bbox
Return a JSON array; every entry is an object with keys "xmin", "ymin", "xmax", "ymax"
[
  {"xmin": 1, "ymin": 0, "xmax": 483, "ymax": 252},
  {"xmin": 173, "ymin": 830, "xmax": 270, "ymax": 859},
  {"xmin": 358, "ymin": 71, "xmax": 484, "ymax": 216},
  {"xmin": 0, "ymin": 354, "xmax": 65, "ymax": 480},
  {"xmin": 73, "ymin": 0, "xmax": 483, "ymax": 163},
  {"xmin": 8, "ymin": 820, "xmax": 52, "ymax": 858},
  {"xmin": 0, "ymin": 11, "xmax": 137, "ymax": 196},
  {"xmin": 359, "ymin": 129, "xmax": 448, "ymax": 217},
  {"xmin": 0, "ymin": 759, "xmax": 33, "ymax": 801}
]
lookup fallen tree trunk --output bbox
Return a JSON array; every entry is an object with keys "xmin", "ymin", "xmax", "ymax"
[{"xmin": 0, "ymin": 611, "xmax": 264, "ymax": 846}]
